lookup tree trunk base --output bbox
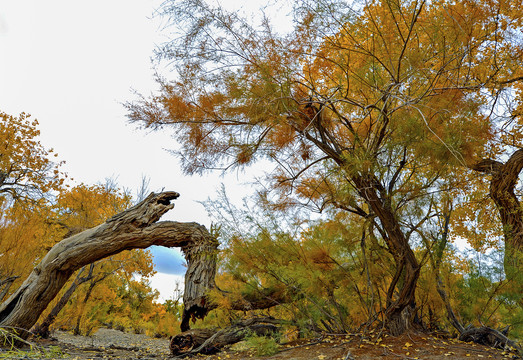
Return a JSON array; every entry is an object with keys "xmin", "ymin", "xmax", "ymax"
[{"xmin": 386, "ymin": 305, "xmax": 415, "ymax": 336}]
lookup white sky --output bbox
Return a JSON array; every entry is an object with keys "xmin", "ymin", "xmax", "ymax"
[{"xmin": 0, "ymin": 0, "xmax": 272, "ymax": 302}]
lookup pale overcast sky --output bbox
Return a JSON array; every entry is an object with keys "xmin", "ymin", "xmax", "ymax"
[{"xmin": 0, "ymin": 0, "xmax": 269, "ymax": 301}]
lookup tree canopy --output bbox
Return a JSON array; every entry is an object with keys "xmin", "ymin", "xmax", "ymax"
[{"xmin": 127, "ymin": 0, "xmax": 523, "ymax": 336}]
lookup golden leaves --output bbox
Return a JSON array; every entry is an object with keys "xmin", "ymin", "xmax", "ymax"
[
  {"xmin": 0, "ymin": 111, "xmax": 66, "ymax": 202},
  {"xmin": 56, "ymin": 184, "xmax": 132, "ymax": 231},
  {"xmin": 0, "ymin": 111, "xmax": 70, "ymax": 296}
]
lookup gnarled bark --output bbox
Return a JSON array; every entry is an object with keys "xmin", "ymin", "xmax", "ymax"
[
  {"xmin": 0, "ymin": 191, "xmax": 218, "ymax": 340},
  {"xmin": 472, "ymin": 149, "xmax": 523, "ymax": 295},
  {"xmin": 170, "ymin": 317, "xmax": 280, "ymax": 356},
  {"xmin": 181, "ymin": 229, "xmax": 219, "ymax": 331},
  {"xmin": 459, "ymin": 326, "xmax": 521, "ymax": 353},
  {"xmin": 32, "ymin": 264, "xmax": 94, "ymax": 339},
  {"xmin": 353, "ymin": 174, "xmax": 421, "ymax": 335}
]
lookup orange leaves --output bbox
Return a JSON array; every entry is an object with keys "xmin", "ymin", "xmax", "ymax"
[
  {"xmin": 0, "ymin": 201, "xmax": 60, "ymax": 296},
  {"xmin": 127, "ymin": 0, "xmax": 523, "ymax": 337},
  {"xmin": 0, "ymin": 111, "xmax": 66, "ymax": 203},
  {"xmin": 294, "ymin": 175, "xmax": 332, "ymax": 202},
  {"xmin": 0, "ymin": 111, "xmax": 70, "ymax": 298},
  {"xmin": 163, "ymin": 94, "xmax": 193, "ymax": 121},
  {"xmin": 164, "ymin": 91, "xmax": 229, "ymax": 123},
  {"xmin": 451, "ymin": 189, "xmax": 503, "ymax": 252},
  {"xmin": 56, "ymin": 183, "xmax": 132, "ymax": 231},
  {"xmin": 236, "ymin": 145, "xmax": 253, "ymax": 165},
  {"xmin": 306, "ymin": 246, "xmax": 335, "ymax": 271},
  {"xmin": 136, "ymin": 0, "xmax": 523, "ymax": 191},
  {"xmin": 298, "ymin": 0, "xmax": 519, "ymax": 169},
  {"xmin": 267, "ymin": 121, "xmax": 296, "ymax": 150}
]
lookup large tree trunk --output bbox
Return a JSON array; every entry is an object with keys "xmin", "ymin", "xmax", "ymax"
[
  {"xmin": 32, "ymin": 264, "xmax": 94, "ymax": 339},
  {"xmin": 293, "ymin": 103, "xmax": 421, "ymax": 335},
  {"xmin": 181, "ymin": 226, "xmax": 219, "ymax": 331},
  {"xmin": 353, "ymin": 174, "xmax": 420, "ymax": 335},
  {"xmin": 472, "ymin": 149, "xmax": 523, "ymax": 297},
  {"xmin": 0, "ymin": 191, "xmax": 218, "ymax": 340}
]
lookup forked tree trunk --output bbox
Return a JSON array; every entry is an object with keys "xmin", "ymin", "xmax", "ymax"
[
  {"xmin": 294, "ymin": 105, "xmax": 421, "ymax": 335},
  {"xmin": 0, "ymin": 192, "xmax": 218, "ymax": 340}
]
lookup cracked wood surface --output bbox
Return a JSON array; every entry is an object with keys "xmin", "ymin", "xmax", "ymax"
[{"xmin": 0, "ymin": 191, "xmax": 217, "ymax": 338}]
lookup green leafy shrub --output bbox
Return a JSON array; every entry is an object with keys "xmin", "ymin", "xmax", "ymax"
[{"xmin": 244, "ymin": 333, "xmax": 279, "ymax": 356}]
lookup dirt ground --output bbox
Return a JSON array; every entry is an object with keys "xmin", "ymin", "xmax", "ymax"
[
  {"xmin": 0, "ymin": 328, "xmax": 520, "ymax": 359},
  {"xmin": 204, "ymin": 331, "xmax": 521, "ymax": 360}
]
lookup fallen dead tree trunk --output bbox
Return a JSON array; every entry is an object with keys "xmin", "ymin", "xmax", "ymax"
[
  {"xmin": 459, "ymin": 327, "xmax": 521, "ymax": 353},
  {"xmin": 170, "ymin": 317, "xmax": 281, "ymax": 356},
  {"xmin": 32, "ymin": 264, "xmax": 95, "ymax": 339},
  {"xmin": 0, "ymin": 191, "xmax": 218, "ymax": 340}
]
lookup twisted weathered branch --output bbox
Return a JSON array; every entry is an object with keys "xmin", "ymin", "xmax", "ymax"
[{"xmin": 0, "ymin": 191, "xmax": 218, "ymax": 340}]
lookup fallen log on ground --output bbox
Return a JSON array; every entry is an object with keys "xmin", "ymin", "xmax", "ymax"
[
  {"xmin": 459, "ymin": 326, "xmax": 521, "ymax": 353},
  {"xmin": 170, "ymin": 317, "xmax": 282, "ymax": 356},
  {"xmin": 0, "ymin": 191, "xmax": 218, "ymax": 340}
]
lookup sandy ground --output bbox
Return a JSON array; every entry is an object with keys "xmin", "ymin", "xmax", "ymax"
[{"xmin": 0, "ymin": 327, "xmax": 520, "ymax": 359}]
